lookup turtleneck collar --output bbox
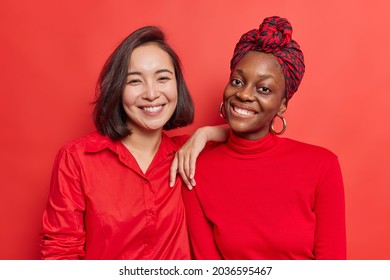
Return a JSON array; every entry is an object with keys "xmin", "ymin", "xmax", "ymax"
[{"xmin": 226, "ymin": 129, "xmax": 281, "ymax": 158}]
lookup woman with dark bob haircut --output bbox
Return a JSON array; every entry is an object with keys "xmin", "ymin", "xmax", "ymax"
[
  {"xmin": 40, "ymin": 26, "xmax": 228, "ymax": 260},
  {"xmin": 94, "ymin": 26, "xmax": 194, "ymax": 139}
]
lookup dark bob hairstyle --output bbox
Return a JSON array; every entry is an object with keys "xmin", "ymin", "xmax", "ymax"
[{"xmin": 93, "ymin": 26, "xmax": 194, "ymax": 140}]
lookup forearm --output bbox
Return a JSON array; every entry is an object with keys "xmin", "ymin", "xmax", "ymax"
[
  {"xmin": 41, "ymin": 204, "xmax": 86, "ymax": 259},
  {"xmin": 41, "ymin": 148, "xmax": 86, "ymax": 259},
  {"xmin": 196, "ymin": 124, "xmax": 229, "ymax": 143},
  {"xmin": 314, "ymin": 156, "xmax": 346, "ymax": 259}
]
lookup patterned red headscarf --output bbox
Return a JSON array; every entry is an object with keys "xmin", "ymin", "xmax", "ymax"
[{"xmin": 230, "ymin": 16, "xmax": 305, "ymax": 101}]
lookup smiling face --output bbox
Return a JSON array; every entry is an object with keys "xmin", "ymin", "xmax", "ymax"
[
  {"xmin": 224, "ymin": 51, "xmax": 287, "ymax": 140},
  {"xmin": 122, "ymin": 43, "xmax": 178, "ymax": 133}
]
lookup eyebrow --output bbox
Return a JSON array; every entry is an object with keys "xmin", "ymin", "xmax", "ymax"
[
  {"xmin": 235, "ymin": 69, "xmax": 274, "ymax": 79},
  {"xmin": 127, "ymin": 69, "xmax": 174, "ymax": 76}
]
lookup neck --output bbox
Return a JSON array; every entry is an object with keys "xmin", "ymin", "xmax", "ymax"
[
  {"xmin": 122, "ymin": 128, "xmax": 162, "ymax": 151},
  {"xmin": 232, "ymin": 128, "xmax": 271, "ymax": 141},
  {"xmin": 121, "ymin": 127, "xmax": 163, "ymax": 173}
]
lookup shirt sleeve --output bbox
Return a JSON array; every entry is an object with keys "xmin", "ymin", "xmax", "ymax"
[
  {"xmin": 40, "ymin": 147, "xmax": 86, "ymax": 259},
  {"xmin": 313, "ymin": 154, "xmax": 347, "ymax": 259},
  {"xmin": 182, "ymin": 187, "xmax": 223, "ymax": 259}
]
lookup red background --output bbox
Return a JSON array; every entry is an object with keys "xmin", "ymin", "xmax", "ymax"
[{"xmin": 1, "ymin": 0, "xmax": 389, "ymax": 259}]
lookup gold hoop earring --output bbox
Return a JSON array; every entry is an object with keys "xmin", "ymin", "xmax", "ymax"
[
  {"xmin": 219, "ymin": 102, "xmax": 226, "ymax": 119},
  {"xmin": 271, "ymin": 115, "xmax": 287, "ymax": 135}
]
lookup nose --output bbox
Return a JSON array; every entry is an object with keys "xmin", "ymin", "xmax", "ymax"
[
  {"xmin": 143, "ymin": 81, "xmax": 160, "ymax": 101},
  {"xmin": 235, "ymin": 86, "xmax": 256, "ymax": 102}
]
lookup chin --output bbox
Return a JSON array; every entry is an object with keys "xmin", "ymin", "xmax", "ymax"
[
  {"xmin": 228, "ymin": 119, "xmax": 252, "ymax": 133},
  {"xmin": 142, "ymin": 120, "xmax": 167, "ymax": 131}
]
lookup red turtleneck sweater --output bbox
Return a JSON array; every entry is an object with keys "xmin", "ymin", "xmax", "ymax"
[{"xmin": 183, "ymin": 131, "xmax": 346, "ymax": 260}]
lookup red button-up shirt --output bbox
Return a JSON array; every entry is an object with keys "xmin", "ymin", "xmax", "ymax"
[{"xmin": 41, "ymin": 132, "xmax": 190, "ymax": 259}]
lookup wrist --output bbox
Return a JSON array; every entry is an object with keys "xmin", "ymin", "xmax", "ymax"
[{"xmin": 196, "ymin": 126, "xmax": 211, "ymax": 142}]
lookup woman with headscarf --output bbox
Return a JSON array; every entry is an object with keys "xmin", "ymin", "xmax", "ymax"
[{"xmin": 181, "ymin": 16, "xmax": 346, "ymax": 260}]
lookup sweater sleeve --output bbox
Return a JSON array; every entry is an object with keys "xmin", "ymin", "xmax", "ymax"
[
  {"xmin": 313, "ymin": 154, "xmax": 347, "ymax": 259},
  {"xmin": 40, "ymin": 147, "xmax": 86, "ymax": 259},
  {"xmin": 182, "ymin": 187, "xmax": 223, "ymax": 260}
]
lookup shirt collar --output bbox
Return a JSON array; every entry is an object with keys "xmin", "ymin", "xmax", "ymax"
[
  {"xmin": 84, "ymin": 131, "xmax": 178, "ymax": 157},
  {"xmin": 84, "ymin": 131, "xmax": 115, "ymax": 153}
]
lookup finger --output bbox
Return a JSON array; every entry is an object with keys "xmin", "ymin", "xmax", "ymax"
[
  {"xmin": 189, "ymin": 153, "xmax": 197, "ymax": 179},
  {"xmin": 189, "ymin": 154, "xmax": 197, "ymax": 186},
  {"xmin": 169, "ymin": 156, "xmax": 178, "ymax": 187},
  {"xmin": 183, "ymin": 153, "xmax": 190, "ymax": 183},
  {"xmin": 179, "ymin": 170, "xmax": 192, "ymax": 190},
  {"xmin": 178, "ymin": 153, "xmax": 192, "ymax": 190}
]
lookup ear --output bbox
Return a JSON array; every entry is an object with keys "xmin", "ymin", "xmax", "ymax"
[{"xmin": 278, "ymin": 97, "xmax": 287, "ymax": 115}]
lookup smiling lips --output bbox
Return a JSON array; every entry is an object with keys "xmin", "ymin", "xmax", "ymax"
[
  {"xmin": 140, "ymin": 104, "xmax": 164, "ymax": 114},
  {"xmin": 231, "ymin": 104, "xmax": 257, "ymax": 118}
]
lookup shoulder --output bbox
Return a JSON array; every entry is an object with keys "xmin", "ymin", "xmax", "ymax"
[
  {"xmin": 278, "ymin": 138, "xmax": 343, "ymax": 185},
  {"xmin": 58, "ymin": 131, "xmax": 110, "ymax": 154},
  {"xmin": 196, "ymin": 141, "xmax": 226, "ymax": 163},
  {"xmin": 280, "ymin": 137, "xmax": 339, "ymax": 162},
  {"xmin": 168, "ymin": 134, "xmax": 191, "ymax": 148},
  {"xmin": 158, "ymin": 133, "xmax": 191, "ymax": 154}
]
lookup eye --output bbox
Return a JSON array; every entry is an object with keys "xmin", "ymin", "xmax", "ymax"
[
  {"xmin": 258, "ymin": 87, "xmax": 271, "ymax": 94},
  {"xmin": 126, "ymin": 79, "xmax": 141, "ymax": 85},
  {"xmin": 230, "ymin": 78, "xmax": 243, "ymax": 87},
  {"xmin": 157, "ymin": 76, "xmax": 171, "ymax": 83}
]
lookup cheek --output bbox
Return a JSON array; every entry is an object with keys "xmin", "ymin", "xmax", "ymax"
[
  {"xmin": 223, "ymin": 85, "xmax": 234, "ymax": 100},
  {"xmin": 163, "ymin": 83, "xmax": 178, "ymax": 103},
  {"xmin": 122, "ymin": 88, "xmax": 139, "ymax": 107},
  {"xmin": 261, "ymin": 97, "xmax": 284, "ymax": 114}
]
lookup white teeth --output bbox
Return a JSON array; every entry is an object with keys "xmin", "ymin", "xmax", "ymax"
[
  {"xmin": 234, "ymin": 106, "xmax": 255, "ymax": 117},
  {"xmin": 143, "ymin": 106, "xmax": 162, "ymax": 112}
]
